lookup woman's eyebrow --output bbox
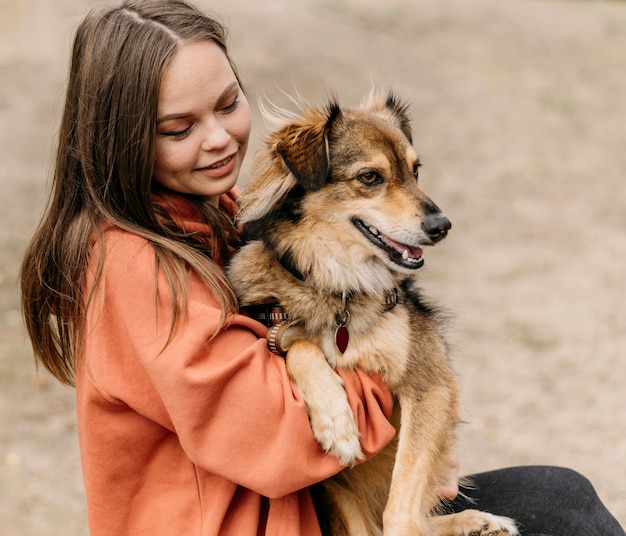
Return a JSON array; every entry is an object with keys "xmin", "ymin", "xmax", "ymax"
[
  {"xmin": 156, "ymin": 81, "xmax": 239, "ymax": 124},
  {"xmin": 156, "ymin": 112, "xmax": 192, "ymax": 124}
]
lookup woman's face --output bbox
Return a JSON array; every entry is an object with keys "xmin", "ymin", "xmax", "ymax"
[{"xmin": 153, "ymin": 40, "xmax": 251, "ymax": 203}]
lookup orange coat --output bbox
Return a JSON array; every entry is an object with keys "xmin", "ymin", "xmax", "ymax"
[{"xmin": 76, "ymin": 193, "xmax": 396, "ymax": 535}]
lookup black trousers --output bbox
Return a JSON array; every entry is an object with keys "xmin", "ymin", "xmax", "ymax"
[{"xmin": 448, "ymin": 466, "xmax": 624, "ymax": 536}]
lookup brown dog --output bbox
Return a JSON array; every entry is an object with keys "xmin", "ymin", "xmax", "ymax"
[{"xmin": 227, "ymin": 90, "xmax": 518, "ymax": 536}]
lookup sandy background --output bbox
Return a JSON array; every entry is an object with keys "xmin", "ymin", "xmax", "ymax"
[{"xmin": 1, "ymin": 0, "xmax": 624, "ymax": 533}]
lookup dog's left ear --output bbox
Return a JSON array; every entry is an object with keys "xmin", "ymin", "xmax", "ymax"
[
  {"xmin": 384, "ymin": 92, "xmax": 413, "ymax": 144},
  {"xmin": 276, "ymin": 102, "xmax": 342, "ymax": 191},
  {"xmin": 364, "ymin": 90, "xmax": 413, "ymax": 144}
]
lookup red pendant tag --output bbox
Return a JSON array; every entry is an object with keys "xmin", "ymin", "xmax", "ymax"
[{"xmin": 335, "ymin": 325, "xmax": 349, "ymax": 354}]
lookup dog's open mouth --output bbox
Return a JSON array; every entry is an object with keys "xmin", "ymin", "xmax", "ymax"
[{"xmin": 353, "ymin": 218, "xmax": 424, "ymax": 270}]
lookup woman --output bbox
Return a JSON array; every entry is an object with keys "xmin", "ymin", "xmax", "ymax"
[
  {"xmin": 19, "ymin": 1, "xmax": 624, "ymax": 535},
  {"xmin": 20, "ymin": 1, "xmax": 395, "ymax": 534}
]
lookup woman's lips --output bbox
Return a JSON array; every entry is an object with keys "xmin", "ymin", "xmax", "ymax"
[
  {"xmin": 197, "ymin": 153, "xmax": 236, "ymax": 177},
  {"xmin": 208, "ymin": 155, "xmax": 233, "ymax": 169}
]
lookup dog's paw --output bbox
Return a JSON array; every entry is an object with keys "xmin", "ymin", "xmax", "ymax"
[
  {"xmin": 462, "ymin": 511, "xmax": 519, "ymax": 536},
  {"xmin": 307, "ymin": 394, "xmax": 364, "ymax": 466},
  {"xmin": 285, "ymin": 340, "xmax": 363, "ymax": 465},
  {"xmin": 300, "ymin": 370, "xmax": 363, "ymax": 465},
  {"xmin": 429, "ymin": 510, "xmax": 519, "ymax": 536}
]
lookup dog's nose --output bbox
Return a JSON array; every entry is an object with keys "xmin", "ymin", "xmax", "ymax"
[{"xmin": 421, "ymin": 214, "xmax": 452, "ymax": 243}]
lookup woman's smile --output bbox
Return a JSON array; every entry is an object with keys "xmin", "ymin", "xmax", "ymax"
[{"xmin": 197, "ymin": 153, "xmax": 237, "ymax": 178}]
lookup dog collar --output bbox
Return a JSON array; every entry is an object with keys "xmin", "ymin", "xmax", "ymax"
[
  {"xmin": 243, "ymin": 288, "xmax": 398, "ymax": 355},
  {"xmin": 243, "ymin": 288, "xmax": 398, "ymax": 327},
  {"xmin": 276, "ymin": 251, "xmax": 306, "ymax": 282},
  {"xmin": 242, "ymin": 303, "xmax": 293, "ymax": 327}
]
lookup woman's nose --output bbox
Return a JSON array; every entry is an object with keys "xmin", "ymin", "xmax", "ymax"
[{"xmin": 200, "ymin": 120, "xmax": 230, "ymax": 152}]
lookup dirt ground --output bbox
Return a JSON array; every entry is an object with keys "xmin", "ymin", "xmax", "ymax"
[{"xmin": 1, "ymin": 0, "xmax": 625, "ymax": 533}]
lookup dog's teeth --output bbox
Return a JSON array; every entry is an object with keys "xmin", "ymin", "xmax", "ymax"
[
  {"xmin": 369, "ymin": 226, "xmax": 379, "ymax": 236},
  {"xmin": 402, "ymin": 249, "xmax": 409, "ymax": 260}
]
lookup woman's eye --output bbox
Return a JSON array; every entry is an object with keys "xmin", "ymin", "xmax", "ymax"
[
  {"xmin": 161, "ymin": 126, "xmax": 192, "ymax": 140},
  {"xmin": 220, "ymin": 95, "xmax": 240, "ymax": 114},
  {"xmin": 357, "ymin": 171, "xmax": 383, "ymax": 186}
]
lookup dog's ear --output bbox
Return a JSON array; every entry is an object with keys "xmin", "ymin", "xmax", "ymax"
[
  {"xmin": 384, "ymin": 91, "xmax": 413, "ymax": 144},
  {"xmin": 363, "ymin": 89, "xmax": 413, "ymax": 144},
  {"xmin": 276, "ymin": 102, "xmax": 342, "ymax": 191}
]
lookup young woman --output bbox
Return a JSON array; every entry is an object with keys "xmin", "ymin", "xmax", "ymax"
[
  {"xmin": 20, "ymin": 1, "xmax": 624, "ymax": 535},
  {"xmin": 19, "ymin": 1, "xmax": 396, "ymax": 534}
]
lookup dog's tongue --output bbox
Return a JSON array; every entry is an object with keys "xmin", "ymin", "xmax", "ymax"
[{"xmin": 381, "ymin": 234, "xmax": 422, "ymax": 259}]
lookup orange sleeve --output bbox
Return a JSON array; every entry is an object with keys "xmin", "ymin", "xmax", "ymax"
[{"xmin": 85, "ymin": 230, "xmax": 396, "ymax": 498}]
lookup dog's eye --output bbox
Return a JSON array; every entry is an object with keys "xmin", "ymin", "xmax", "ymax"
[
  {"xmin": 412, "ymin": 161, "xmax": 422, "ymax": 179},
  {"xmin": 357, "ymin": 171, "xmax": 383, "ymax": 186}
]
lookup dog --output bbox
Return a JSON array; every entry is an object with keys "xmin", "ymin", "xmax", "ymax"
[{"xmin": 227, "ymin": 90, "xmax": 518, "ymax": 536}]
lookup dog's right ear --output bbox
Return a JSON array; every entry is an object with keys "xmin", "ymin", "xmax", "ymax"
[{"xmin": 276, "ymin": 102, "xmax": 342, "ymax": 191}]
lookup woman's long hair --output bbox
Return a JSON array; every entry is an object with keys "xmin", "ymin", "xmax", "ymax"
[{"xmin": 20, "ymin": 0, "xmax": 240, "ymax": 386}]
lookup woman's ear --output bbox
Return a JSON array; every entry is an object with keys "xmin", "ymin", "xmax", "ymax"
[{"xmin": 276, "ymin": 101, "xmax": 342, "ymax": 191}]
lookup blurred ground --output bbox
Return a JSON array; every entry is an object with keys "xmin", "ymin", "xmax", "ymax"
[{"xmin": 1, "ymin": 0, "xmax": 624, "ymax": 533}]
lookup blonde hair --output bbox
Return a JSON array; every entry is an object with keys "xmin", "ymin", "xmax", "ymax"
[{"xmin": 20, "ymin": 0, "xmax": 240, "ymax": 386}]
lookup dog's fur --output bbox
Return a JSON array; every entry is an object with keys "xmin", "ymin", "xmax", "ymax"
[{"xmin": 227, "ymin": 90, "xmax": 518, "ymax": 536}]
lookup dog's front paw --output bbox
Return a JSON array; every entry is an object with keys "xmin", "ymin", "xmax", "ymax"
[
  {"xmin": 304, "ymin": 373, "xmax": 364, "ymax": 465},
  {"xmin": 306, "ymin": 379, "xmax": 364, "ymax": 466},
  {"xmin": 299, "ymin": 372, "xmax": 363, "ymax": 465},
  {"xmin": 285, "ymin": 340, "xmax": 364, "ymax": 465},
  {"xmin": 460, "ymin": 510, "xmax": 519, "ymax": 536},
  {"xmin": 429, "ymin": 510, "xmax": 519, "ymax": 536}
]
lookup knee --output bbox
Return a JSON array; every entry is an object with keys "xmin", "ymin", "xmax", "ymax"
[
  {"xmin": 541, "ymin": 466, "xmax": 590, "ymax": 481},
  {"xmin": 535, "ymin": 466, "xmax": 595, "ymax": 494}
]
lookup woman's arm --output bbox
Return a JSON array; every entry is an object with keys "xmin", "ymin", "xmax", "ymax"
[{"xmin": 84, "ymin": 230, "xmax": 396, "ymax": 498}]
